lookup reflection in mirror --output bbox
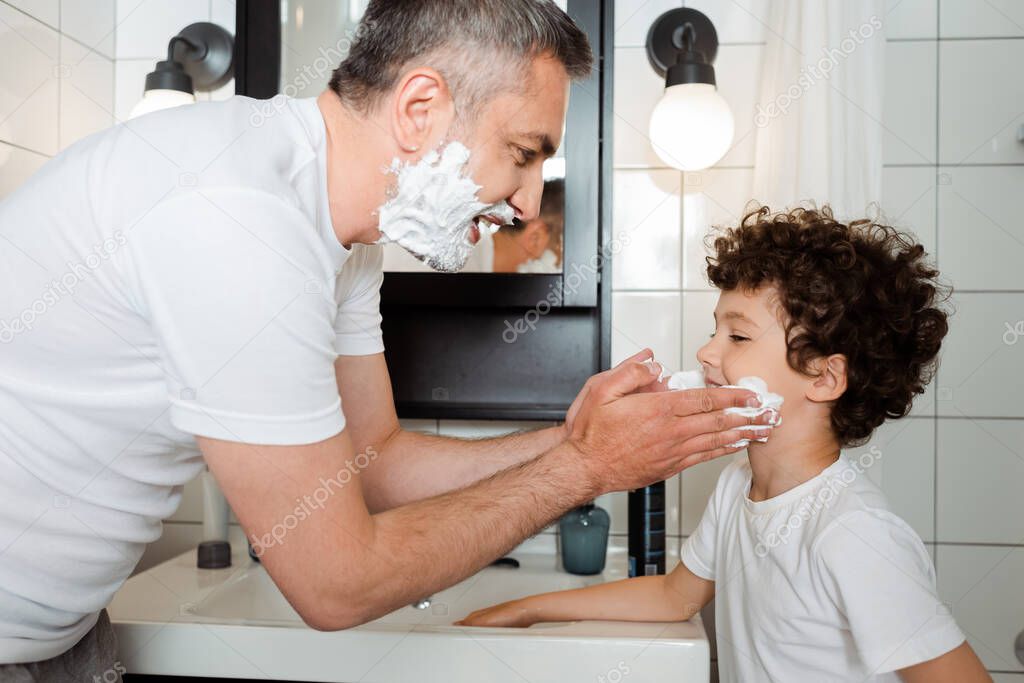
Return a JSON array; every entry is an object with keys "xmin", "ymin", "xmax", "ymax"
[
  {"xmin": 475, "ymin": 177, "xmax": 564, "ymax": 274},
  {"xmin": 279, "ymin": 0, "xmax": 569, "ymax": 275}
]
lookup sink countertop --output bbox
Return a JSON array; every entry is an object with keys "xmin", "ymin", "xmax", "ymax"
[{"xmin": 109, "ymin": 533, "xmax": 709, "ymax": 682}]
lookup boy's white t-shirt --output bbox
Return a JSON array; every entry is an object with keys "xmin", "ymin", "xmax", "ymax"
[
  {"xmin": 681, "ymin": 455, "xmax": 964, "ymax": 682},
  {"xmin": 0, "ymin": 96, "xmax": 384, "ymax": 663}
]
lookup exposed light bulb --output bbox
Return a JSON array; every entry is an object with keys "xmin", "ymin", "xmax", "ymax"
[{"xmin": 649, "ymin": 83, "xmax": 734, "ymax": 171}]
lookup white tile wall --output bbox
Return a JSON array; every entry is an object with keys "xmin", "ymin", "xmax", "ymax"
[
  {"xmin": 60, "ymin": 0, "xmax": 115, "ymax": 57},
  {"xmin": 611, "ymin": 292, "xmax": 682, "ymax": 368},
  {"xmin": 682, "ymin": 167, "xmax": 755, "ymax": 288},
  {"xmin": 938, "ymin": 293, "xmax": 1024, "ymax": 418},
  {"xmin": 939, "ymin": 0, "xmax": 1024, "ymax": 39},
  {"xmin": 936, "ymin": 545, "xmax": 1024, "ymax": 672},
  {"xmin": 939, "ymin": 39, "xmax": 1024, "ymax": 165},
  {"xmin": 937, "ymin": 166, "xmax": 1024, "ymax": 290},
  {"xmin": 883, "ymin": 40, "xmax": 936, "ymax": 165},
  {"xmin": 112, "ymin": 58, "xmax": 149, "ymax": 120},
  {"xmin": 59, "ymin": 36, "xmax": 114, "ymax": 151},
  {"xmin": 0, "ymin": 1, "xmax": 60, "ymax": 155},
  {"xmin": 881, "ymin": 166, "xmax": 937, "ymax": 252},
  {"xmin": 0, "ymin": 0, "xmax": 115, "ymax": 193},
  {"xmin": 612, "ymin": 46, "xmax": 671, "ymax": 168},
  {"xmin": 680, "ymin": 290, "xmax": 717, "ymax": 368},
  {"xmin": 885, "ymin": 0, "xmax": 938, "ymax": 40},
  {"xmin": 611, "ymin": 169, "xmax": 682, "ymax": 290},
  {"xmin": 4, "ymin": 0, "xmax": 56, "ymax": 28},
  {"xmin": 115, "ymin": 0, "xmax": 209, "ymax": 58},
  {"xmin": 937, "ymin": 419, "xmax": 1024, "ymax": 544}
]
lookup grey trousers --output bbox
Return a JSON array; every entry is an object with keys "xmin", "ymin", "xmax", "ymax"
[{"xmin": 0, "ymin": 610, "xmax": 123, "ymax": 683}]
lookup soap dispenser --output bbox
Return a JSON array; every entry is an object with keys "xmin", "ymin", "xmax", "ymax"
[{"xmin": 559, "ymin": 501, "xmax": 610, "ymax": 575}]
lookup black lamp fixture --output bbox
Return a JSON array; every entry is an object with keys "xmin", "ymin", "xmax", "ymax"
[
  {"xmin": 644, "ymin": 7, "xmax": 734, "ymax": 171},
  {"xmin": 130, "ymin": 22, "xmax": 235, "ymax": 119}
]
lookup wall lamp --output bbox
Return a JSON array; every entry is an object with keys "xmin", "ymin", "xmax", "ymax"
[
  {"xmin": 129, "ymin": 22, "xmax": 235, "ymax": 119},
  {"xmin": 646, "ymin": 8, "xmax": 734, "ymax": 171}
]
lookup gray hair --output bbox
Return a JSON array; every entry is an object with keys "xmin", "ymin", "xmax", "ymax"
[{"xmin": 328, "ymin": 0, "xmax": 593, "ymax": 118}]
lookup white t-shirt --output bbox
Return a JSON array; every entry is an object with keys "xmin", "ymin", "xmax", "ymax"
[
  {"xmin": 681, "ymin": 456, "xmax": 964, "ymax": 682},
  {"xmin": 0, "ymin": 96, "xmax": 384, "ymax": 663}
]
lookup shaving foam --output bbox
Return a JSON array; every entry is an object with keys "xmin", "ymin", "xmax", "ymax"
[
  {"xmin": 376, "ymin": 141, "xmax": 515, "ymax": 272},
  {"xmin": 662, "ymin": 366, "xmax": 784, "ymax": 448}
]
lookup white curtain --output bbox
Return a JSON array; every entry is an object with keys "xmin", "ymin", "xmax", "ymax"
[{"xmin": 752, "ymin": 0, "xmax": 886, "ymax": 220}]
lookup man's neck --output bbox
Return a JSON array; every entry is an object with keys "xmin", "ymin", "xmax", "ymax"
[
  {"xmin": 316, "ymin": 91, "xmax": 391, "ymax": 247},
  {"xmin": 745, "ymin": 414, "xmax": 841, "ymax": 502}
]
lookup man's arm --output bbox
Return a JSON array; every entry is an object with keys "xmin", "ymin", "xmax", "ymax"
[
  {"xmin": 456, "ymin": 560, "xmax": 714, "ymax": 628},
  {"xmin": 201, "ymin": 429, "xmax": 594, "ymax": 631},
  {"xmin": 898, "ymin": 642, "xmax": 991, "ymax": 682},
  {"xmin": 200, "ymin": 359, "xmax": 769, "ymax": 630},
  {"xmin": 334, "ymin": 350, "xmax": 665, "ymax": 512}
]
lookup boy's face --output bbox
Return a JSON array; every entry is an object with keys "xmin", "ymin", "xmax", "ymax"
[{"xmin": 696, "ymin": 286, "xmax": 818, "ymax": 421}]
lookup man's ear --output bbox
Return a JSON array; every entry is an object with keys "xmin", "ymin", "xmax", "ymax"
[
  {"xmin": 806, "ymin": 354, "xmax": 848, "ymax": 403},
  {"xmin": 390, "ymin": 67, "xmax": 455, "ymax": 154}
]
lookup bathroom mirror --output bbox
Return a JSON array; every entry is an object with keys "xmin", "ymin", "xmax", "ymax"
[{"xmin": 235, "ymin": 0, "xmax": 612, "ymax": 419}]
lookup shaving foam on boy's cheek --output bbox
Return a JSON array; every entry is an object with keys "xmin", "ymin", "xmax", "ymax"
[
  {"xmin": 662, "ymin": 366, "xmax": 784, "ymax": 448},
  {"xmin": 375, "ymin": 141, "xmax": 515, "ymax": 272}
]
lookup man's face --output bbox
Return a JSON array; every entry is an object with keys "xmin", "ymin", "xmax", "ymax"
[
  {"xmin": 459, "ymin": 54, "xmax": 570, "ymax": 241},
  {"xmin": 376, "ymin": 54, "xmax": 570, "ymax": 272}
]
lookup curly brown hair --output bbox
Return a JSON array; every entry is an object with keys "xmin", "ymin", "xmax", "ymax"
[{"xmin": 706, "ymin": 205, "xmax": 950, "ymax": 447}]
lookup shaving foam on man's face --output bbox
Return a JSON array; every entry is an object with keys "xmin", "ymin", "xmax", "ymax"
[{"xmin": 375, "ymin": 141, "xmax": 516, "ymax": 272}]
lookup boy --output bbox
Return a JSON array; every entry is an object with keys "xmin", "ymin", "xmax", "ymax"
[{"xmin": 457, "ymin": 207, "xmax": 990, "ymax": 682}]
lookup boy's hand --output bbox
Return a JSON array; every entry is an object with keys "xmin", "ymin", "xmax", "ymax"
[{"xmin": 455, "ymin": 599, "xmax": 538, "ymax": 628}]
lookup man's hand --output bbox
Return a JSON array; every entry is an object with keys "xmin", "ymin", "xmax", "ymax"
[
  {"xmin": 563, "ymin": 349, "xmax": 666, "ymax": 437},
  {"xmin": 564, "ymin": 349, "xmax": 773, "ymax": 495}
]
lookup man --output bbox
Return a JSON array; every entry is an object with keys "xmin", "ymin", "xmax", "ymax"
[{"xmin": 0, "ymin": 1, "xmax": 772, "ymax": 679}]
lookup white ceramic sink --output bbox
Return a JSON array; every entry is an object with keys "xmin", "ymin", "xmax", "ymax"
[
  {"xmin": 185, "ymin": 555, "xmax": 595, "ymax": 628},
  {"xmin": 109, "ymin": 539, "xmax": 710, "ymax": 682}
]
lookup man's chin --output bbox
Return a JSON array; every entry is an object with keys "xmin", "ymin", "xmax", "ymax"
[{"xmin": 404, "ymin": 248, "xmax": 469, "ymax": 273}]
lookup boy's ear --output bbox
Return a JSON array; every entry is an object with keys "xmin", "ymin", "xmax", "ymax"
[{"xmin": 806, "ymin": 354, "xmax": 847, "ymax": 403}]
